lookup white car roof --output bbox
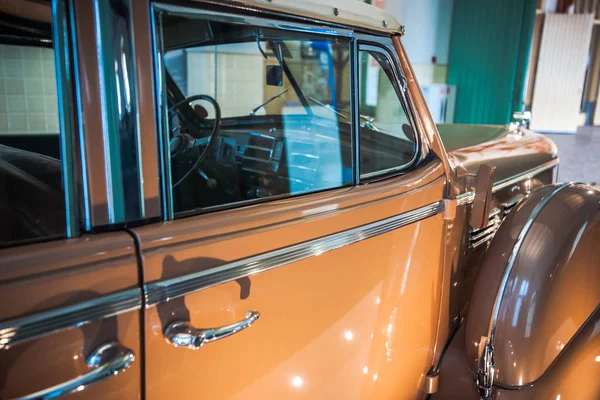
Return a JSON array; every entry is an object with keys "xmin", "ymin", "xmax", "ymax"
[{"xmin": 203, "ymin": 0, "xmax": 404, "ymax": 35}]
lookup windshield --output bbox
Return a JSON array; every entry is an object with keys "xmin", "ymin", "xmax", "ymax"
[{"xmin": 164, "ymin": 37, "xmax": 351, "ymax": 121}]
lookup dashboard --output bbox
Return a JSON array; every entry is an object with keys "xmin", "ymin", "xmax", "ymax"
[{"xmin": 171, "ymin": 115, "xmax": 415, "ymax": 213}]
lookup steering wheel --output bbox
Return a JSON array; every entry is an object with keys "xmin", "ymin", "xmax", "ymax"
[{"xmin": 168, "ymin": 94, "xmax": 221, "ymax": 188}]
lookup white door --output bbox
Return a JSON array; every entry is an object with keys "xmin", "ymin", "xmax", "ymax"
[{"xmin": 530, "ymin": 13, "xmax": 594, "ymax": 133}]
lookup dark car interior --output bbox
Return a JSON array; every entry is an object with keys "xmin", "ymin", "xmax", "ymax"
[
  {"xmin": 162, "ymin": 16, "xmax": 417, "ymax": 214},
  {"xmin": 0, "ymin": 2, "xmax": 65, "ymax": 246}
]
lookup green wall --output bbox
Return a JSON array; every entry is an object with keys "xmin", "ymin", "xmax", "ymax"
[{"xmin": 447, "ymin": 0, "xmax": 536, "ymax": 124}]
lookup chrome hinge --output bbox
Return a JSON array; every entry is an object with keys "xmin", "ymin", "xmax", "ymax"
[
  {"xmin": 443, "ymin": 198, "xmax": 457, "ymax": 220},
  {"xmin": 424, "ymin": 371, "xmax": 439, "ymax": 394},
  {"xmin": 476, "ymin": 337, "xmax": 495, "ymax": 399}
]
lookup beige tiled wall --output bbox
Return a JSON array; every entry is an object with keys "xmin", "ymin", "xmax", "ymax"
[
  {"xmin": 187, "ymin": 48, "xmax": 264, "ymax": 118},
  {"xmin": 0, "ymin": 44, "xmax": 59, "ymax": 135}
]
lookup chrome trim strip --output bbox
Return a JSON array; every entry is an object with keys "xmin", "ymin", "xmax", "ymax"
[
  {"xmin": 52, "ymin": 0, "xmax": 79, "ymax": 237},
  {"xmin": 492, "ymin": 158, "xmax": 559, "ymax": 193},
  {"xmin": 469, "ymin": 235, "xmax": 494, "ymax": 249},
  {"xmin": 456, "ymin": 158, "xmax": 559, "ymax": 206},
  {"xmin": 154, "ymin": 3, "xmax": 355, "ymax": 38},
  {"xmin": 470, "ymin": 224, "xmax": 498, "ymax": 243},
  {"xmin": 70, "ymin": 0, "xmax": 93, "ymax": 230},
  {"xmin": 145, "ymin": 201, "xmax": 444, "ymax": 307},
  {"xmin": 150, "ymin": 4, "xmax": 174, "ymax": 220},
  {"xmin": 456, "ymin": 191, "xmax": 474, "ymax": 206},
  {"xmin": 132, "ymin": 0, "xmax": 162, "ymax": 220},
  {"xmin": 486, "ymin": 183, "xmax": 572, "ymax": 341},
  {"xmin": 93, "ymin": 0, "xmax": 144, "ymax": 222},
  {"xmin": 74, "ymin": 0, "xmax": 147, "ymax": 227},
  {"xmin": 0, "ymin": 289, "xmax": 142, "ymax": 350},
  {"xmin": 15, "ymin": 341, "xmax": 135, "ymax": 400},
  {"xmin": 357, "ymin": 42, "xmax": 421, "ymax": 181}
]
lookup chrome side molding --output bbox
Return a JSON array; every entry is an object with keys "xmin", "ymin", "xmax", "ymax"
[
  {"xmin": 165, "ymin": 310, "xmax": 260, "ymax": 350},
  {"xmin": 13, "ymin": 341, "xmax": 134, "ymax": 400},
  {"xmin": 145, "ymin": 201, "xmax": 444, "ymax": 307},
  {"xmin": 456, "ymin": 158, "xmax": 559, "ymax": 206},
  {"xmin": 0, "ymin": 288, "xmax": 142, "ymax": 349}
]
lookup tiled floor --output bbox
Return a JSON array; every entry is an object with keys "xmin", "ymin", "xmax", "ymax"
[{"xmin": 544, "ymin": 126, "xmax": 600, "ymax": 184}]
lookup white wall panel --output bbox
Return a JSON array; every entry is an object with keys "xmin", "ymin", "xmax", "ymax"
[{"xmin": 530, "ymin": 13, "xmax": 593, "ymax": 133}]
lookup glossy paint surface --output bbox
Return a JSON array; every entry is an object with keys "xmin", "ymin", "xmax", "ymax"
[
  {"xmin": 0, "ymin": 233, "xmax": 139, "ymax": 320},
  {"xmin": 465, "ymin": 185, "xmax": 600, "ymax": 387},
  {"xmin": 134, "ymin": 158, "xmax": 448, "ymax": 399},
  {"xmin": 464, "ymin": 187, "xmax": 552, "ymax": 374},
  {"xmin": 434, "ymin": 306, "xmax": 600, "ymax": 400},
  {"xmin": 0, "ymin": 0, "xmax": 585, "ymax": 399},
  {"xmin": 493, "ymin": 185, "xmax": 600, "ymax": 386},
  {"xmin": 458, "ymin": 170, "xmax": 555, "ymax": 318},
  {"xmin": 493, "ymin": 304, "xmax": 600, "ymax": 399},
  {"xmin": 449, "ymin": 127, "xmax": 558, "ymax": 181},
  {"xmin": 0, "ymin": 233, "xmax": 142, "ymax": 399},
  {"xmin": 0, "ymin": 311, "xmax": 141, "ymax": 399}
]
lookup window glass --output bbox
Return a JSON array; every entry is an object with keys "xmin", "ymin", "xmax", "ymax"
[
  {"xmin": 359, "ymin": 49, "xmax": 417, "ymax": 178},
  {"xmin": 0, "ymin": 2, "xmax": 66, "ymax": 246},
  {"xmin": 160, "ymin": 16, "xmax": 352, "ymax": 215}
]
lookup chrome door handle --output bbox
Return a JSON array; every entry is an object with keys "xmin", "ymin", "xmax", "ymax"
[
  {"xmin": 13, "ymin": 342, "xmax": 134, "ymax": 400},
  {"xmin": 165, "ymin": 310, "xmax": 260, "ymax": 350}
]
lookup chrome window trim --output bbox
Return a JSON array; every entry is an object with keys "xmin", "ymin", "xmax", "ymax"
[
  {"xmin": 153, "ymin": 3, "xmax": 355, "ymax": 38},
  {"xmin": 0, "ymin": 288, "xmax": 142, "ymax": 350},
  {"xmin": 455, "ymin": 158, "xmax": 560, "ymax": 206},
  {"xmin": 144, "ymin": 200, "xmax": 444, "ymax": 307},
  {"xmin": 351, "ymin": 34, "xmax": 360, "ymax": 185},
  {"xmin": 132, "ymin": 0, "xmax": 162, "ymax": 220},
  {"xmin": 151, "ymin": 3, "xmax": 356, "ymax": 220},
  {"xmin": 179, "ymin": 0, "xmax": 404, "ymax": 35},
  {"xmin": 93, "ymin": 0, "xmax": 143, "ymax": 222},
  {"xmin": 69, "ymin": 0, "xmax": 92, "ymax": 229},
  {"xmin": 356, "ymin": 41, "xmax": 422, "ymax": 181},
  {"xmin": 151, "ymin": 4, "xmax": 173, "ymax": 220},
  {"xmin": 52, "ymin": 0, "xmax": 80, "ymax": 238},
  {"xmin": 73, "ymin": 0, "xmax": 151, "ymax": 228}
]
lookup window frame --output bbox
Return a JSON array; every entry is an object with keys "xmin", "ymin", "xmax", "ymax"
[
  {"xmin": 53, "ymin": 0, "xmax": 80, "ymax": 238},
  {"xmin": 151, "ymin": 3, "xmax": 358, "ymax": 220},
  {"xmin": 354, "ymin": 37, "xmax": 424, "ymax": 182}
]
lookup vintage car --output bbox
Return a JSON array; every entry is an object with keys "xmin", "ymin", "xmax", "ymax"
[{"xmin": 0, "ymin": 0, "xmax": 598, "ymax": 399}]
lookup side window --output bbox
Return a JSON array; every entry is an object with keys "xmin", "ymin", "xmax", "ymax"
[
  {"xmin": 158, "ymin": 13, "xmax": 353, "ymax": 215},
  {"xmin": 358, "ymin": 47, "xmax": 417, "ymax": 178},
  {"xmin": 0, "ymin": 4, "xmax": 66, "ymax": 246}
]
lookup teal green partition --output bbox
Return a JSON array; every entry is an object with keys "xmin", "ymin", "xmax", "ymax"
[{"xmin": 447, "ymin": 0, "xmax": 536, "ymax": 124}]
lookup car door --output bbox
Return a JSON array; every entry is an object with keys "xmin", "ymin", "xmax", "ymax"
[
  {"xmin": 133, "ymin": 4, "xmax": 447, "ymax": 399},
  {"xmin": 0, "ymin": 235, "xmax": 142, "ymax": 400},
  {"xmin": 0, "ymin": 0, "xmax": 156, "ymax": 398}
]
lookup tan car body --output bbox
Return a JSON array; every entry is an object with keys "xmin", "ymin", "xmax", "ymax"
[{"xmin": 0, "ymin": 1, "xmax": 598, "ymax": 399}]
